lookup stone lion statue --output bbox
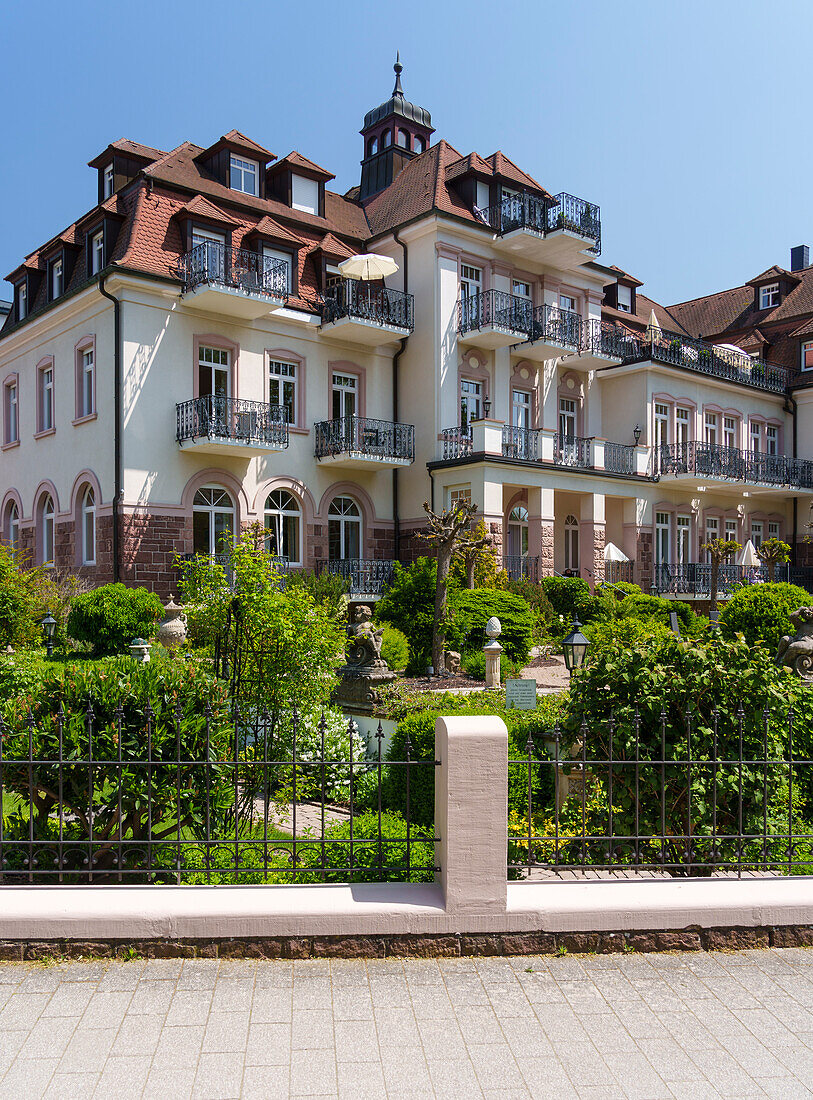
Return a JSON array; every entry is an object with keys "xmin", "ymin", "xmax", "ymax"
[
  {"xmin": 776, "ymin": 607, "xmax": 813, "ymax": 680},
  {"xmin": 345, "ymin": 604, "xmax": 385, "ymax": 668}
]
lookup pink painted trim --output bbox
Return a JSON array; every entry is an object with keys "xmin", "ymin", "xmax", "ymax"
[
  {"xmin": 33, "ymin": 429, "xmax": 56, "ymax": 440},
  {"xmin": 69, "ymin": 469, "xmax": 103, "ymax": 516},
  {"xmin": 251, "ymin": 477, "xmax": 316, "ymax": 522},
  {"xmin": 74, "ymin": 334, "xmax": 96, "ymax": 420},
  {"xmin": 327, "ymin": 360, "xmax": 367, "ymax": 420},
  {"xmin": 179, "ymin": 468, "xmax": 251, "ymax": 523},
  {"xmin": 36, "ymin": 356, "xmax": 55, "ymax": 436},
  {"xmin": 192, "ymin": 334, "xmax": 240, "ymax": 400},
  {"xmin": 266, "ymin": 347, "xmax": 306, "ymax": 428},
  {"xmin": 1, "ymin": 441, "xmax": 19, "ymax": 452},
  {"xmin": 3, "ymin": 371, "xmax": 19, "ymax": 446},
  {"xmin": 72, "ymin": 412, "xmax": 98, "ymax": 427}
]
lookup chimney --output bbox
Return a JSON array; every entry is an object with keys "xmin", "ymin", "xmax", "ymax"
[{"xmin": 791, "ymin": 244, "xmax": 809, "ymax": 272}]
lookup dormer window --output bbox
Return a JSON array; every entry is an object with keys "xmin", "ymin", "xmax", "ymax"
[
  {"xmin": 16, "ymin": 282, "xmax": 26, "ymax": 321},
  {"xmin": 291, "ymin": 175, "xmax": 319, "ymax": 215},
  {"xmin": 103, "ymin": 164, "xmax": 114, "ymax": 199},
  {"xmin": 50, "ymin": 258, "xmax": 64, "ymax": 300},
  {"xmin": 230, "ymin": 154, "xmax": 258, "ymax": 196},
  {"xmin": 90, "ymin": 231, "xmax": 104, "ymax": 275},
  {"xmin": 760, "ymin": 282, "xmax": 779, "ymax": 309},
  {"xmin": 617, "ymin": 284, "xmax": 632, "ymax": 313}
]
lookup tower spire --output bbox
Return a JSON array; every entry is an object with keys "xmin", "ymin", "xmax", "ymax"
[{"xmin": 393, "ymin": 51, "xmax": 404, "ymax": 97}]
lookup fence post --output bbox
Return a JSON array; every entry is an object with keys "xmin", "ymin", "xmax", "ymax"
[{"xmin": 434, "ymin": 715, "xmax": 508, "ymax": 915}]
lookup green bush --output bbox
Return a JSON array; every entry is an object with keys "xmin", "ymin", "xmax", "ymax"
[
  {"xmin": 540, "ymin": 576, "xmax": 600, "ymax": 622},
  {"xmin": 614, "ymin": 593, "xmax": 703, "ymax": 636},
  {"xmin": 504, "ymin": 577, "xmax": 555, "ymax": 621},
  {"xmin": 719, "ymin": 582, "xmax": 812, "ymax": 650},
  {"xmin": 453, "ymin": 588, "xmax": 535, "ymax": 662},
  {"xmin": 375, "ymin": 558, "xmax": 465, "ymax": 675},
  {"xmin": 66, "ymin": 583, "xmax": 164, "ymax": 655},
  {"xmin": 461, "ymin": 650, "xmax": 523, "ymax": 681},
  {"xmin": 292, "ymin": 810, "xmax": 435, "ymax": 883},
  {"xmin": 284, "ymin": 569, "xmax": 348, "ymax": 626},
  {"xmin": 379, "ymin": 624, "xmax": 410, "ymax": 671},
  {"xmin": 586, "ymin": 616, "xmax": 674, "ymax": 651}
]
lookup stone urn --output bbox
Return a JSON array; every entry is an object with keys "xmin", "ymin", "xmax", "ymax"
[{"xmin": 157, "ymin": 594, "xmax": 187, "ymax": 656}]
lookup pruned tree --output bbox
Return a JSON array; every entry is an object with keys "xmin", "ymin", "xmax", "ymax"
[
  {"xmin": 417, "ymin": 500, "xmax": 489, "ymax": 674},
  {"xmin": 701, "ymin": 538, "xmax": 741, "ymax": 617},
  {"xmin": 453, "ymin": 519, "xmax": 497, "ymax": 588},
  {"xmin": 757, "ymin": 537, "xmax": 791, "ymax": 582}
]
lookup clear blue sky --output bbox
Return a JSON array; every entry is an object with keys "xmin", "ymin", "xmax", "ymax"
[{"xmin": 1, "ymin": 0, "xmax": 809, "ymax": 307}]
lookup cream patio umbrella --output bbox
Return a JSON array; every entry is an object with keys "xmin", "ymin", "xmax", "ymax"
[
  {"xmin": 646, "ymin": 308, "xmax": 663, "ymax": 343},
  {"xmin": 338, "ymin": 253, "xmax": 399, "ymax": 281},
  {"xmin": 737, "ymin": 539, "xmax": 762, "ymax": 569},
  {"xmin": 603, "ymin": 542, "xmax": 630, "ymax": 562}
]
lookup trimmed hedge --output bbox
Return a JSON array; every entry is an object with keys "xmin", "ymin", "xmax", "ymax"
[
  {"xmin": 719, "ymin": 582, "xmax": 813, "ymax": 650},
  {"xmin": 67, "ymin": 583, "xmax": 164, "ymax": 656},
  {"xmin": 453, "ymin": 588, "xmax": 534, "ymax": 662}
]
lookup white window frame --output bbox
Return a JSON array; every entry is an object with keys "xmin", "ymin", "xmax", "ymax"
[
  {"xmin": 512, "ymin": 279, "xmax": 532, "ymax": 301},
  {"xmin": 676, "ymin": 406, "xmax": 691, "ymax": 447},
  {"xmin": 563, "ymin": 514, "xmax": 579, "ymax": 574},
  {"xmin": 81, "ymin": 348, "xmax": 95, "ymax": 416},
  {"xmin": 759, "ymin": 282, "xmax": 779, "ymax": 309},
  {"xmin": 559, "ymin": 293, "xmax": 577, "ymax": 314},
  {"xmin": 654, "ymin": 402, "xmax": 669, "ymax": 448},
  {"xmin": 198, "ymin": 345, "xmax": 230, "ymax": 400},
  {"xmin": 766, "ymin": 424, "xmax": 779, "ymax": 456},
  {"xmin": 751, "ymin": 520, "xmax": 764, "ymax": 548},
  {"xmin": 616, "ymin": 284, "xmax": 632, "ymax": 313},
  {"xmin": 448, "ymin": 487, "xmax": 472, "ymax": 509},
  {"xmin": 558, "ymin": 396, "xmax": 577, "ymax": 439},
  {"xmin": 6, "ymin": 501, "xmax": 19, "ymax": 552},
  {"xmin": 40, "ymin": 365, "xmax": 54, "ymax": 432},
  {"xmin": 103, "ymin": 163, "xmax": 114, "ymax": 199},
  {"xmin": 655, "ymin": 511, "xmax": 671, "ymax": 565},
  {"xmin": 51, "ymin": 257, "xmax": 63, "ymax": 299},
  {"xmin": 460, "ymin": 264, "xmax": 482, "ymax": 299},
  {"xmin": 81, "ymin": 488, "xmax": 96, "ymax": 566},
  {"xmin": 262, "ymin": 245, "xmax": 292, "ymax": 292},
  {"xmin": 723, "ymin": 416, "xmax": 737, "ymax": 450},
  {"xmin": 332, "ymin": 372, "xmax": 358, "ymax": 421},
  {"xmin": 704, "ymin": 411, "xmax": 718, "ymax": 446},
  {"xmin": 750, "ymin": 421, "xmax": 762, "ymax": 453},
  {"xmin": 91, "ymin": 231, "xmax": 104, "ymax": 276},
  {"xmin": 704, "ymin": 517, "xmax": 719, "ymax": 560},
  {"xmin": 725, "ymin": 519, "xmax": 738, "ymax": 544},
  {"xmin": 229, "ymin": 155, "xmax": 258, "ymax": 197},
  {"xmin": 291, "ymin": 174, "xmax": 319, "ymax": 215},
  {"xmin": 264, "ymin": 490, "xmax": 302, "ymax": 566},
  {"xmin": 512, "ymin": 388, "xmax": 531, "ymax": 430},
  {"xmin": 17, "ymin": 282, "xmax": 26, "ymax": 320},
  {"xmin": 676, "ymin": 515, "xmax": 691, "ymax": 566},
  {"xmin": 268, "ymin": 359, "xmax": 298, "ymax": 424},
  {"xmin": 328, "ymin": 496, "xmax": 362, "ymax": 561},
  {"xmin": 460, "ymin": 378, "xmax": 482, "ymax": 432},
  {"xmin": 192, "ymin": 486, "xmax": 236, "ymax": 557},
  {"xmin": 768, "ymin": 521, "xmax": 780, "ymax": 540},
  {"xmin": 41, "ymin": 495, "xmax": 55, "ymax": 567}
]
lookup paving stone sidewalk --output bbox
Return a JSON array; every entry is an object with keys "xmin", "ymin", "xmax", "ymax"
[{"xmin": 2, "ymin": 947, "xmax": 813, "ymax": 1098}]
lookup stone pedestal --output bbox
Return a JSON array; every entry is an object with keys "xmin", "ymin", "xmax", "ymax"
[{"xmin": 484, "ymin": 641, "xmax": 503, "ymax": 689}]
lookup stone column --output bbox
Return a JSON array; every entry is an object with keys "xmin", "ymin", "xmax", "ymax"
[
  {"xmin": 527, "ymin": 486, "xmax": 555, "ymax": 580},
  {"xmin": 580, "ymin": 493, "xmax": 606, "ymax": 587}
]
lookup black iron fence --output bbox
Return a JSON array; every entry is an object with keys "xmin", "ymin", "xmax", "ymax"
[
  {"xmin": 458, "ymin": 289, "xmax": 532, "ymax": 336},
  {"xmin": 654, "ymin": 442, "xmax": 813, "ymax": 488},
  {"xmin": 603, "ymin": 442, "xmax": 637, "ymax": 475},
  {"xmin": 440, "ymin": 426, "xmax": 473, "ymax": 460},
  {"xmin": 177, "ymin": 242, "xmax": 289, "ymax": 299},
  {"xmin": 527, "ymin": 303, "xmax": 582, "ymax": 349},
  {"xmin": 509, "ymin": 708, "xmax": 813, "ymax": 878},
  {"xmin": 502, "ymin": 425, "xmax": 538, "ymax": 461},
  {"xmin": 176, "ymin": 396, "xmax": 289, "ymax": 449},
  {"xmin": 0, "ymin": 705, "xmax": 435, "ymax": 885},
  {"xmin": 554, "ymin": 433, "xmax": 593, "ymax": 468},
  {"xmin": 321, "ymin": 279, "xmax": 414, "ymax": 331},
  {"xmin": 315, "ymin": 558, "xmax": 395, "ymax": 597},
  {"xmin": 502, "ymin": 556, "xmax": 541, "ymax": 582},
  {"xmin": 602, "ymin": 561, "xmax": 635, "ymax": 584},
  {"xmin": 314, "ymin": 416, "xmax": 414, "ymax": 463},
  {"xmin": 653, "ymin": 562, "xmax": 813, "ymax": 597},
  {"xmin": 484, "ymin": 191, "xmax": 601, "ymax": 254}
]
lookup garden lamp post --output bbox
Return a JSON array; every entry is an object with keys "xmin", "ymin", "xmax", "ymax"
[
  {"xmin": 561, "ymin": 616, "xmax": 589, "ymax": 679},
  {"xmin": 40, "ymin": 612, "xmax": 56, "ymax": 659}
]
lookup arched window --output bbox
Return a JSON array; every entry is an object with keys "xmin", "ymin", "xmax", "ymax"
[
  {"xmin": 264, "ymin": 490, "xmax": 301, "ymax": 566},
  {"xmin": 397, "ymin": 128, "xmax": 410, "ymax": 149},
  {"xmin": 564, "ymin": 514, "xmax": 579, "ymax": 575},
  {"xmin": 81, "ymin": 487, "xmax": 96, "ymax": 566},
  {"xmin": 4, "ymin": 500, "xmax": 19, "ymax": 552},
  {"xmin": 414, "ymin": 135, "xmax": 426, "ymax": 154},
  {"xmin": 507, "ymin": 505, "xmax": 529, "ymax": 560},
  {"xmin": 328, "ymin": 496, "xmax": 361, "ymax": 561},
  {"xmin": 367, "ymin": 136, "xmax": 378, "ymax": 157},
  {"xmin": 193, "ymin": 486, "xmax": 235, "ymax": 557},
  {"xmin": 39, "ymin": 493, "xmax": 55, "ymax": 567},
  {"xmin": 382, "ymin": 129, "xmax": 392, "ymax": 148}
]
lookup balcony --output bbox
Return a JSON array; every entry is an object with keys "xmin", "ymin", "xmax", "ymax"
[
  {"xmin": 484, "ymin": 191, "xmax": 601, "ymax": 264},
  {"xmin": 457, "ymin": 290, "xmax": 533, "ymax": 349},
  {"xmin": 316, "ymin": 558, "xmax": 395, "ymax": 599},
  {"xmin": 501, "ymin": 427, "xmax": 594, "ymax": 469},
  {"xmin": 176, "ymin": 396, "xmax": 288, "ymax": 455},
  {"xmin": 654, "ymin": 442, "xmax": 813, "ymax": 489},
  {"xmin": 619, "ymin": 328, "xmax": 790, "ymax": 394},
  {"xmin": 314, "ymin": 416, "xmax": 414, "ymax": 470},
  {"xmin": 440, "ymin": 426, "xmax": 474, "ymax": 460},
  {"xmin": 177, "ymin": 242, "xmax": 288, "ymax": 319},
  {"xmin": 574, "ymin": 318, "xmax": 626, "ymax": 371},
  {"xmin": 653, "ymin": 563, "xmax": 813, "ymax": 598},
  {"xmin": 554, "ymin": 433, "xmax": 594, "ymax": 469},
  {"xmin": 320, "ymin": 280, "xmax": 414, "ymax": 345},
  {"xmin": 513, "ymin": 304, "xmax": 582, "ymax": 362},
  {"xmin": 603, "ymin": 442, "xmax": 637, "ymax": 476}
]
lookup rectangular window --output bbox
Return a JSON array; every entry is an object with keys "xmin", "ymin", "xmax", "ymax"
[
  {"xmin": 90, "ymin": 231, "xmax": 104, "ymax": 275},
  {"xmin": 80, "ymin": 349, "xmax": 94, "ymax": 416},
  {"xmin": 16, "ymin": 283, "xmax": 26, "ymax": 321},
  {"xmin": 676, "ymin": 516, "xmax": 691, "ymax": 565},
  {"xmin": 560, "ymin": 294, "xmax": 577, "ymax": 314},
  {"xmin": 269, "ymin": 359, "xmax": 298, "ymax": 423},
  {"xmin": 475, "ymin": 181, "xmax": 490, "ymax": 213},
  {"xmin": 332, "ymin": 372, "xmax": 358, "ymax": 420},
  {"xmin": 766, "ymin": 424, "xmax": 779, "ymax": 455},
  {"xmin": 198, "ymin": 345, "xmax": 230, "ymax": 399},
  {"xmin": 725, "ymin": 519, "xmax": 738, "ymax": 543},
  {"xmin": 230, "ymin": 155, "xmax": 258, "ymax": 196},
  {"xmin": 704, "ymin": 517, "xmax": 719, "ymax": 560},
  {"xmin": 558, "ymin": 397, "xmax": 577, "ymax": 439},
  {"xmin": 759, "ymin": 282, "xmax": 779, "ymax": 309},
  {"xmin": 512, "ymin": 389, "xmax": 531, "ymax": 430},
  {"xmin": 676, "ymin": 407, "xmax": 690, "ymax": 447},
  {"xmin": 750, "ymin": 421, "xmax": 761, "ymax": 453},
  {"xmin": 803, "ymin": 341, "xmax": 813, "ymax": 372},
  {"xmin": 39, "ymin": 366, "xmax": 54, "ymax": 432},
  {"xmin": 103, "ymin": 163, "xmax": 114, "ymax": 199},
  {"xmin": 704, "ymin": 411, "xmax": 718, "ymax": 446},
  {"xmin": 616, "ymin": 284, "xmax": 632, "ymax": 312},
  {"xmin": 655, "ymin": 511, "xmax": 671, "ymax": 565},
  {"xmin": 449, "ymin": 487, "xmax": 472, "ymax": 508},
  {"xmin": 654, "ymin": 402, "xmax": 669, "ymax": 448},
  {"xmin": 751, "ymin": 521, "xmax": 763, "ymax": 548},
  {"xmin": 768, "ymin": 521, "xmax": 780, "ymax": 540},
  {"xmin": 4, "ymin": 381, "xmax": 18, "ymax": 444},
  {"xmin": 291, "ymin": 174, "xmax": 319, "ymax": 214},
  {"xmin": 512, "ymin": 280, "xmax": 532, "ymax": 301},
  {"xmin": 460, "ymin": 265, "xmax": 481, "ymax": 300},
  {"xmin": 51, "ymin": 257, "xmax": 63, "ymax": 299},
  {"xmin": 723, "ymin": 416, "xmax": 737, "ymax": 450},
  {"xmin": 262, "ymin": 246, "xmax": 292, "ymax": 293},
  {"xmin": 460, "ymin": 378, "xmax": 482, "ymax": 432}
]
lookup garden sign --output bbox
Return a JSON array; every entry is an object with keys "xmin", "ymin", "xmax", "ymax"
[{"xmin": 505, "ymin": 678, "xmax": 537, "ymax": 710}]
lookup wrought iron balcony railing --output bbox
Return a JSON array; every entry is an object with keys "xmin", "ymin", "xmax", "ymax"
[
  {"xmin": 176, "ymin": 396, "xmax": 289, "ymax": 448},
  {"xmin": 582, "ymin": 317, "xmax": 628, "ymax": 360},
  {"xmin": 177, "ymin": 241, "xmax": 288, "ymax": 298},
  {"xmin": 654, "ymin": 442, "xmax": 813, "ymax": 488},
  {"xmin": 321, "ymin": 279, "xmax": 414, "ymax": 331},
  {"xmin": 603, "ymin": 442, "xmax": 637, "ymax": 475},
  {"xmin": 502, "ymin": 425, "xmax": 538, "ymax": 462},
  {"xmin": 441, "ymin": 426, "xmax": 473, "ymax": 460},
  {"xmin": 621, "ymin": 328, "xmax": 790, "ymax": 394},
  {"xmin": 314, "ymin": 416, "xmax": 414, "ymax": 462},
  {"xmin": 316, "ymin": 558, "xmax": 395, "ymax": 596},
  {"xmin": 554, "ymin": 433, "xmax": 593, "ymax": 468},
  {"xmin": 602, "ymin": 561, "xmax": 635, "ymax": 584},
  {"xmin": 502, "ymin": 555, "xmax": 541, "ymax": 582},
  {"xmin": 527, "ymin": 303, "xmax": 582, "ymax": 349},
  {"xmin": 483, "ymin": 192, "xmax": 601, "ymax": 254},
  {"xmin": 457, "ymin": 289, "xmax": 533, "ymax": 335}
]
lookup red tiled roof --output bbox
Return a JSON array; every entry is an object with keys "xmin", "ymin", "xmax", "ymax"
[
  {"xmin": 445, "ymin": 152, "xmax": 493, "ymax": 182},
  {"xmin": 485, "ymin": 151, "xmax": 550, "ymax": 196},
  {"xmin": 177, "ymin": 195, "xmax": 239, "ymax": 226},
  {"xmin": 88, "ymin": 139, "xmax": 166, "ymax": 169},
  {"xmin": 602, "ymin": 292, "xmax": 687, "ymax": 335},
  {"xmin": 667, "ymin": 284, "xmax": 753, "ymax": 339},
  {"xmin": 248, "ymin": 216, "xmax": 305, "ymax": 248},
  {"xmin": 220, "ymin": 130, "xmax": 275, "ymax": 160},
  {"xmin": 271, "ymin": 151, "xmax": 335, "ymax": 181},
  {"xmin": 316, "ymin": 232, "xmax": 357, "ymax": 261},
  {"xmin": 746, "ymin": 264, "xmax": 799, "ymax": 288}
]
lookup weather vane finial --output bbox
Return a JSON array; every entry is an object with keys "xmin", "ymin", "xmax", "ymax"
[{"xmin": 393, "ymin": 51, "xmax": 404, "ymax": 97}]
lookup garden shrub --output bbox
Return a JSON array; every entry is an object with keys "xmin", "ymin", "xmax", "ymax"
[
  {"xmin": 453, "ymin": 588, "xmax": 535, "ymax": 662},
  {"xmin": 0, "ymin": 545, "xmax": 85, "ymax": 650},
  {"xmin": 614, "ymin": 592, "xmax": 703, "ymax": 636},
  {"xmin": 586, "ymin": 616, "xmax": 673, "ymax": 651},
  {"xmin": 284, "ymin": 568, "xmax": 348, "ymax": 626},
  {"xmin": 375, "ymin": 557, "xmax": 465, "ymax": 675},
  {"xmin": 504, "ymin": 577, "xmax": 555, "ymax": 621},
  {"xmin": 719, "ymin": 582, "xmax": 812, "ymax": 651},
  {"xmin": 379, "ymin": 624, "xmax": 410, "ymax": 671},
  {"xmin": 539, "ymin": 576, "xmax": 600, "ymax": 622},
  {"xmin": 66, "ymin": 583, "xmax": 164, "ymax": 655}
]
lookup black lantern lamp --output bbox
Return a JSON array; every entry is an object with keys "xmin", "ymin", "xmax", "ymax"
[
  {"xmin": 40, "ymin": 612, "xmax": 56, "ymax": 659},
  {"xmin": 633, "ymin": 424, "xmax": 642, "ymax": 446},
  {"xmin": 483, "ymin": 398, "xmax": 492, "ymax": 418},
  {"xmin": 561, "ymin": 616, "xmax": 589, "ymax": 677}
]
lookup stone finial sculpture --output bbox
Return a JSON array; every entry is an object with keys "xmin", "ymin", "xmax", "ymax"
[
  {"xmin": 157, "ymin": 594, "xmax": 187, "ymax": 656},
  {"xmin": 332, "ymin": 604, "xmax": 397, "ymax": 712},
  {"xmin": 776, "ymin": 607, "xmax": 813, "ymax": 680},
  {"xmin": 484, "ymin": 616, "xmax": 503, "ymax": 690}
]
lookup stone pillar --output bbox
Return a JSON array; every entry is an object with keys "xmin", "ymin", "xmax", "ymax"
[
  {"xmin": 434, "ymin": 715, "xmax": 508, "ymax": 915},
  {"xmin": 580, "ymin": 494, "xmax": 606, "ymax": 587},
  {"xmin": 527, "ymin": 486, "xmax": 555, "ymax": 580},
  {"xmin": 623, "ymin": 498, "xmax": 652, "ymax": 589}
]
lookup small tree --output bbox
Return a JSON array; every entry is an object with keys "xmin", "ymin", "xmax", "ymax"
[
  {"xmin": 416, "ymin": 500, "xmax": 489, "ymax": 674},
  {"xmin": 452, "ymin": 519, "xmax": 498, "ymax": 588},
  {"xmin": 701, "ymin": 538, "xmax": 741, "ymax": 617},
  {"xmin": 757, "ymin": 537, "xmax": 791, "ymax": 582}
]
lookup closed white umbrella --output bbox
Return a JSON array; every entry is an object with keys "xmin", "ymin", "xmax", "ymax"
[
  {"xmin": 737, "ymin": 540, "xmax": 761, "ymax": 568},
  {"xmin": 338, "ymin": 253, "xmax": 399, "ymax": 281},
  {"xmin": 603, "ymin": 541, "xmax": 630, "ymax": 563},
  {"xmin": 647, "ymin": 308, "xmax": 663, "ymax": 341}
]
